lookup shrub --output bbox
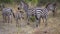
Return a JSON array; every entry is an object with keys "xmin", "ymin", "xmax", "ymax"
[
  {"xmin": 30, "ymin": 16, "xmax": 35, "ymax": 22},
  {"xmin": 0, "ymin": 0, "xmax": 14, "ymax": 4}
]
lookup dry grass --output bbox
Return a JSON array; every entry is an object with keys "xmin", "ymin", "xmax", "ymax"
[{"xmin": 0, "ymin": 4, "xmax": 60, "ymax": 34}]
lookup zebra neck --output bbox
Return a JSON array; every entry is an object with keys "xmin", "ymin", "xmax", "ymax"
[
  {"xmin": 45, "ymin": 8, "xmax": 50, "ymax": 12},
  {"xmin": 43, "ymin": 8, "xmax": 50, "ymax": 14}
]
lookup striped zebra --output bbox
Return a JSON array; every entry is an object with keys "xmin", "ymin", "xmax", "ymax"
[
  {"xmin": 46, "ymin": 2, "xmax": 56, "ymax": 16},
  {"xmin": 0, "ymin": 4, "xmax": 15, "ymax": 23},
  {"xmin": 34, "ymin": 2, "xmax": 56, "ymax": 27},
  {"xmin": 34, "ymin": 7, "xmax": 48, "ymax": 27},
  {"xmin": 14, "ymin": 7, "xmax": 24, "ymax": 27},
  {"xmin": 19, "ymin": 0, "xmax": 34, "ymax": 25}
]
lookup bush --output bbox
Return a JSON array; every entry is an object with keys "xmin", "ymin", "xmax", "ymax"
[
  {"xmin": 57, "ymin": 0, "xmax": 60, "ymax": 3},
  {"xmin": 0, "ymin": 0, "xmax": 14, "ymax": 4},
  {"xmin": 30, "ymin": 16, "xmax": 35, "ymax": 22},
  {"xmin": 0, "ymin": 0, "xmax": 59, "ymax": 5}
]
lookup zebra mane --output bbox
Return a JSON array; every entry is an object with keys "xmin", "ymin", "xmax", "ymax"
[
  {"xmin": 45, "ymin": 3, "xmax": 51, "ymax": 8},
  {"xmin": 53, "ymin": 2, "xmax": 56, "ymax": 6},
  {"xmin": 45, "ymin": 2, "xmax": 56, "ymax": 8}
]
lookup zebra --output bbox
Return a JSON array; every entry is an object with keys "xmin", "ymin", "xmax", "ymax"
[
  {"xmin": 14, "ymin": 7, "xmax": 24, "ymax": 27},
  {"xmin": 34, "ymin": 7, "xmax": 48, "ymax": 27},
  {"xmin": 0, "ymin": 4, "xmax": 15, "ymax": 23},
  {"xmin": 34, "ymin": 2, "xmax": 57, "ymax": 27},
  {"xmin": 46, "ymin": 2, "xmax": 57, "ymax": 16},
  {"xmin": 19, "ymin": 0, "xmax": 34, "ymax": 25}
]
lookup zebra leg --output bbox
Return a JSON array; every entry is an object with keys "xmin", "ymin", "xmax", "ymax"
[
  {"xmin": 5, "ymin": 16, "xmax": 7, "ymax": 23},
  {"xmin": 3, "ymin": 15, "xmax": 6, "ymax": 23},
  {"xmin": 27, "ymin": 14, "xmax": 30, "ymax": 25},
  {"xmin": 38, "ymin": 17, "xmax": 41, "ymax": 27},
  {"xmin": 9, "ymin": 15, "xmax": 12, "ymax": 23},
  {"xmin": 8, "ymin": 16, "xmax": 10, "ymax": 23},
  {"xmin": 36, "ymin": 19, "xmax": 41, "ymax": 27},
  {"xmin": 52, "ymin": 10, "xmax": 55, "ymax": 16},
  {"xmin": 35, "ymin": 19, "xmax": 39, "ymax": 27},
  {"xmin": 42, "ymin": 17, "xmax": 47, "ymax": 27},
  {"xmin": 35, "ymin": 15, "xmax": 39, "ymax": 27},
  {"xmin": 42, "ymin": 17, "xmax": 45, "ymax": 23},
  {"xmin": 16, "ymin": 18, "xmax": 19, "ymax": 27},
  {"xmin": 27, "ymin": 17, "xmax": 30, "ymax": 25},
  {"xmin": 2, "ymin": 15, "xmax": 4, "ymax": 23},
  {"xmin": 35, "ymin": 17, "xmax": 39, "ymax": 27},
  {"xmin": 45, "ymin": 16, "xmax": 47, "ymax": 27}
]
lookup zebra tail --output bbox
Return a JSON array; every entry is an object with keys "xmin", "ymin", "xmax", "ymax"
[{"xmin": 11, "ymin": 9, "xmax": 15, "ymax": 18}]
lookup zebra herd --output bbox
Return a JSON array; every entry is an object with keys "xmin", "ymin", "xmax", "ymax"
[{"xmin": 0, "ymin": 0, "xmax": 56, "ymax": 27}]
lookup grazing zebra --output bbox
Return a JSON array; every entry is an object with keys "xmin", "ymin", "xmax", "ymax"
[
  {"xmin": 0, "ymin": 4, "xmax": 15, "ymax": 23},
  {"xmin": 34, "ymin": 2, "xmax": 57, "ymax": 27},
  {"xmin": 14, "ymin": 7, "xmax": 24, "ymax": 27}
]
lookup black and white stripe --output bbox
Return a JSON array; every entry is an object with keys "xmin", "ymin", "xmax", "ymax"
[
  {"xmin": 0, "ymin": 4, "xmax": 15, "ymax": 23},
  {"xmin": 34, "ymin": 2, "xmax": 56, "ymax": 27},
  {"xmin": 20, "ymin": 0, "xmax": 34, "ymax": 25},
  {"xmin": 33, "ymin": 7, "xmax": 48, "ymax": 27}
]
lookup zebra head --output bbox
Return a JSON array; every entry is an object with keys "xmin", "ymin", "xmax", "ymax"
[
  {"xmin": 20, "ymin": 0, "xmax": 29, "ymax": 12},
  {"xmin": 45, "ymin": 2, "xmax": 57, "ymax": 16},
  {"xmin": 45, "ymin": 2, "xmax": 56, "ymax": 11}
]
